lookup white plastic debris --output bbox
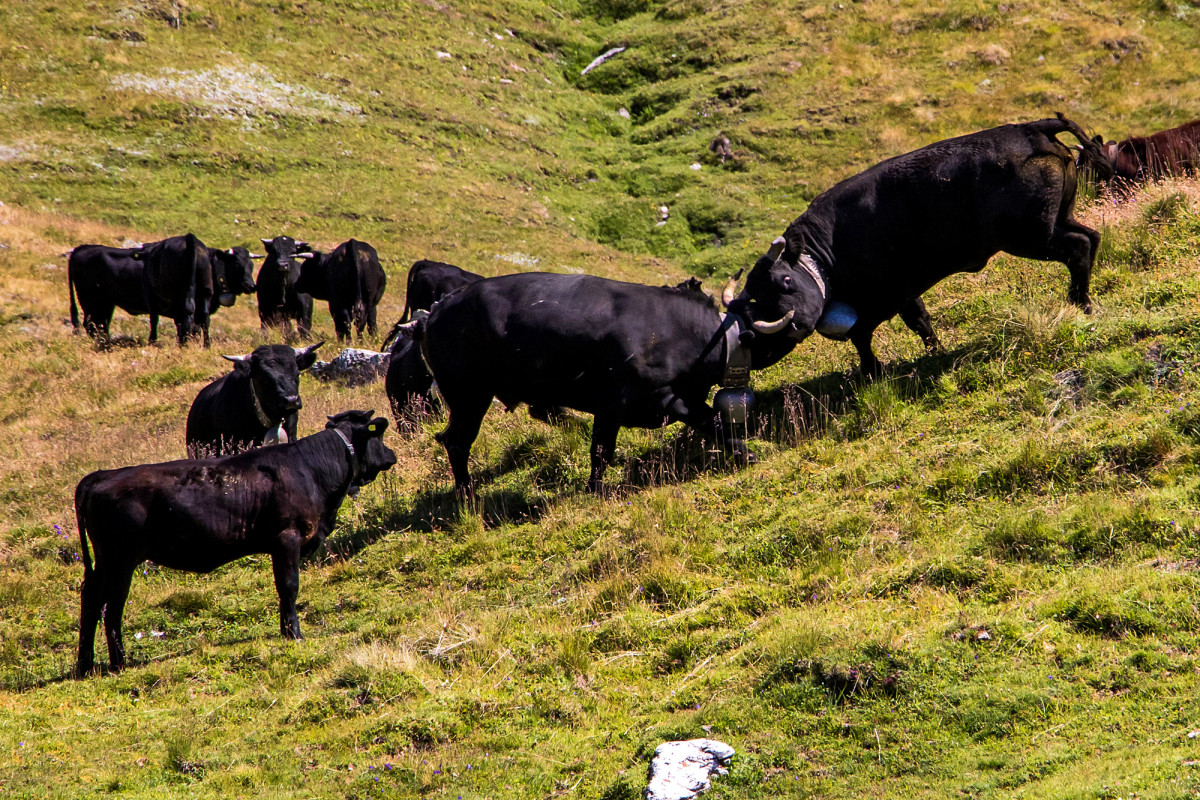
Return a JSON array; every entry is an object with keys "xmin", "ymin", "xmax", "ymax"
[{"xmin": 645, "ymin": 739, "xmax": 735, "ymax": 800}]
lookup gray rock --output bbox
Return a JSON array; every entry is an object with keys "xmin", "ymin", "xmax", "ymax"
[
  {"xmin": 308, "ymin": 348, "xmax": 390, "ymax": 387},
  {"xmin": 645, "ymin": 739, "xmax": 735, "ymax": 800}
]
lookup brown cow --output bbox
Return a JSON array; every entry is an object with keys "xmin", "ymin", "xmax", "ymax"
[{"xmin": 1104, "ymin": 120, "xmax": 1200, "ymax": 183}]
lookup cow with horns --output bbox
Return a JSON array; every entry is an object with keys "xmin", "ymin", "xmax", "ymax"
[
  {"xmin": 408, "ymin": 267, "xmax": 809, "ymax": 496},
  {"xmin": 75, "ymin": 411, "xmax": 397, "ymax": 674},
  {"xmin": 742, "ymin": 114, "xmax": 1113, "ymax": 376}
]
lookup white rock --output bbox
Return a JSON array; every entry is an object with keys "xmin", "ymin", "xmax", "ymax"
[
  {"xmin": 645, "ymin": 739, "xmax": 735, "ymax": 800},
  {"xmin": 309, "ymin": 349, "xmax": 390, "ymax": 387},
  {"xmin": 618, "ymin": 107, "xmax": 631, "ymax": 119},
  {"xmin": 690, "ymin": 163, "xmax": 702, "ymax": 171},
  {"xmin": 436, "ymin": 51, "xmax": 452, "ymax": 59}
]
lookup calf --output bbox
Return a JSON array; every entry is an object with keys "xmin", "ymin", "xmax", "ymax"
[
  {"xmin": 294, "ymin": 239, "xmax": 387, "ymax": 342},
  {"xmin": 185, "ymin": 342, "xmax": 323, "ymax": 457},
  {"xmin": 75, "ymin": 412, "xmax": 396, "ymax": 674}
]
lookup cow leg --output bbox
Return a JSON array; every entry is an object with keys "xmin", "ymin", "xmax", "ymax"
[
  {"xmin": 587, "ymin": 415, "xmax": 621, "ymax": 493},
  {"xmin": 76, "ymin": 568, "xmax": 104, "ymax": 675},
  {"xmin": 271, "ymin": 537, "xmax": 303, "ymax": 639},
  {"xmin": 898, "ymin": 297, "xmax": 942, "ymax": 354},
  {"xmin": 850, "ymin": 325, "xmax": 885, "ymax": 379},
  {"xmin": 333, "ymin": 309, "xmax": 351, "ymax": 343},
  {"xmin": 365, "ymin": 303, "xmax": 378, "ymax": 339},
  {"xmin": 148, "ymin": 313, "xmax": 159, "ymax": 344},
  {"xmin": 435, "ymin": 395, "xmax": 491, "ymax": 499},
  {"xmin": 101, "ymin": 563, "xmax": 136, "ymax": 671},
  {"xmin": 1050, "ymin": 221, "xmax": 1101, "ymax": 312}
]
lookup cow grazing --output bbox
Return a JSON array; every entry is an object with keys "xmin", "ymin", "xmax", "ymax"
[
  {"xmin": 75, "ymin": 412, "xmax": 396, "ymax": 674},
  {"xmin": 69, "ymin": 238, "xmax": 257, "ymax": 345},
  {"xmin": 1104, "ymin": 119, "xmax": 1200, "ymax": 183},
  {"xmin": 415, "ymin": 267, "xmax": 809, "ymax": 496},
  {"xmin": 293, "ymin": 239, "xmax": 387, "ymax": 342},
  {"xmin": 382, "ymin": 260, "xmax": 482, "ymax": 421},
  {"xmin": 745, "ymin": 114, "xmax": 1112, "ymax": 377},
  {"xmin": 185, "ymin": 342, "xmax": 323, "ymax": 457},
  {"xmin": 256, "ymin": 236, "xmax": 315, "ymax": 338}
]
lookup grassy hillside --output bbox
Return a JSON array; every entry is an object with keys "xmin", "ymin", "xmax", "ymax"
[{"xmin": 2, "ymin": 0, "xmax": 1200, "ymax": 798}]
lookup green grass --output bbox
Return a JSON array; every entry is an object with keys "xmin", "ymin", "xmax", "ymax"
[{"xmin": 3, "ymin": 0, "xmax": 1200, "ymax": 798}]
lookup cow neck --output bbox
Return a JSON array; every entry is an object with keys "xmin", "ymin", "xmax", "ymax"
[
  {"xmin": 246, "ymin": 377, "xmax": 277, "ymax": 429},
  {"xmin": 331, "ymin": 428, "xmax": 359, "ymax": 490},
  {"xmin": 718, "ymin": 313, "xmax": 752, "ymax": 388},
  {"xmin": 797, "ymin": 252, "xmax": 827, "ymax": 301}
]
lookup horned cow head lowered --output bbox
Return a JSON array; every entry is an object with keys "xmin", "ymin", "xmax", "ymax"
[{"xmin": 724, "ymin": 237, "xmax": 827, "ymax": 342}]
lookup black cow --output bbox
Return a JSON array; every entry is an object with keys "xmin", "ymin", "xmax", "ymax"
[
  {"xmin": 68, "ymin": 239, "xmax": 258, "ymax": 345},
  {"xmin": 136, "ymin": 233, "xmax": 215, "ymax": 346},
  {"xmin": 748, "ymin": 114, "xmax": 1112, "ymax": 377},
  {"xmin": 293, "ymin": 239, "xmax": 387, "ymax": 342},
  {"xmin": 415, "ymin": 268, "xmax": 807, "ymax": 495},
  {"xmin": 185, "ymin": 342, "xmax": 324, "ymax": 457},
  {"xmin": 75, "ymin": 412, "xmax": 397, "ymax": 674},
  {"xmin": 382, "ymin": 260, "xmax": 481, "ymax": 421},
  {"xmin": 68, "ymin": 243, "xmax": 151, "ymax": 342},
  {"xmin": 401, "ymin": 260, "xmax": 482, "ymax": 324},
  {"xmin": 256, "ymin": 236, "xmax": 314, "ymax": 339}
]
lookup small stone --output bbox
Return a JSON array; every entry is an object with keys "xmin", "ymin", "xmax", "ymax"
[
  {"xmin": 645, "ymin": 739, "xmax": 735, "ymax": 800},
  {"xmin": 978, "ymin": 44, "xmax": 1010, "ymax": 65},
  {"xmin": 976, "ymin": 631, "xmax": 991, "ymax": 641},
  {"xmin": 617, "ymin": 107, "xmax": 630, "ymax": 119},
  {"xmin": 690, "ymin": 163, "xmax": 702, "ymax": 171},
  {"xmin": 436, "ymin": 51, "xmax": 452, "ymax": 59}
]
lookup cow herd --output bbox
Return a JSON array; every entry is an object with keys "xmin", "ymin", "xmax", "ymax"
[{"xmin": 68, "ymin": 113, "xmax": 1198, "ymax": 675}]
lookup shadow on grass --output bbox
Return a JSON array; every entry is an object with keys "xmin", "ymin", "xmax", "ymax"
[{"xmin": 319, "ymin": 484, "xmax": 552, "ymax": 563}]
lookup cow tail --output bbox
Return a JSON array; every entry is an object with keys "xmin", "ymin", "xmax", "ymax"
[
  {"xmin": 399, "ymin": 260, "xmax": 424, "ymax": 324},
  {"xmin": 75, "ymin": 489, "xmax": 94, "ymax": 577},
  {"xmin": 1046, "ymin": 112, "xmax": 1111, "ymax": 177},
  {"xmin": 68, "ymin": 258, "xmax": 80, "ymax": 331},
  {"xmin": 350, "ymin": 240, "xmax": 368, "ymax": 332}
]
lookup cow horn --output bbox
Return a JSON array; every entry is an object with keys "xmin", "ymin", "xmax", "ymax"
[
  {"xmin": 751, "ymin": 310, "xmax": 795, "ymax": 334},
  {"xmin": 222, "ymin": 354, "xmax": 250, "ymax": 363},
  {"xmin": 294, "ymin": 341, "xmax": 324, "ymax": 358},
  {"xmin": 248, "ymin": 252, "xmax": 264, "ymax": 259},
  {"xmin": 260, "ymin": 238, "xmax": 272, "ymax": 246},
  {"xmin": 766, "ymin": 236, "xmax": 786, "ymax": 261},
  {"xmin": 722, "ymin": 269, "xmax": 744, "ymax": 307},
  {"xmin": 227, "ymin": 248, "xmax": 236, "ymax": 255},
  {"xmin": 295, "ymin": 252, "xmax": 316, "ymax": 259}
]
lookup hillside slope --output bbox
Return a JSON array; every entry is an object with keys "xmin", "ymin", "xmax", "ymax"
[{"xmin": 1, "ymin": 1, "xmax": 1200, "ymax": 798}]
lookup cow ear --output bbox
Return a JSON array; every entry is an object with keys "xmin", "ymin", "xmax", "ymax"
[
  {"xmin": 367, "ymin": 417, "xmax": 389, "ymax": 436},
  {"xmin": 294, "ymin": 341, "xmax": 323, "ymax": 369}
]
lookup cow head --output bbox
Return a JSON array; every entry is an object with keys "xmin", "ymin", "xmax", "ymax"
[
  {"xmin": 726, "ymin": 237, "xmax": 826, "ymax": 342},
  {"xmin": 210, "ymin": 247, "xmax": 258, "ymax": 306},
  {"xmin": 222, "ymin": 342, "xmax": 324, "ymax": 426},
  {"xmin": 326, "ymin": 410, "xmax": 398, "ymax": 494},
  {"xmin": 259, "ymin": 237, "xmax": 313, "ymax": 281}
]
